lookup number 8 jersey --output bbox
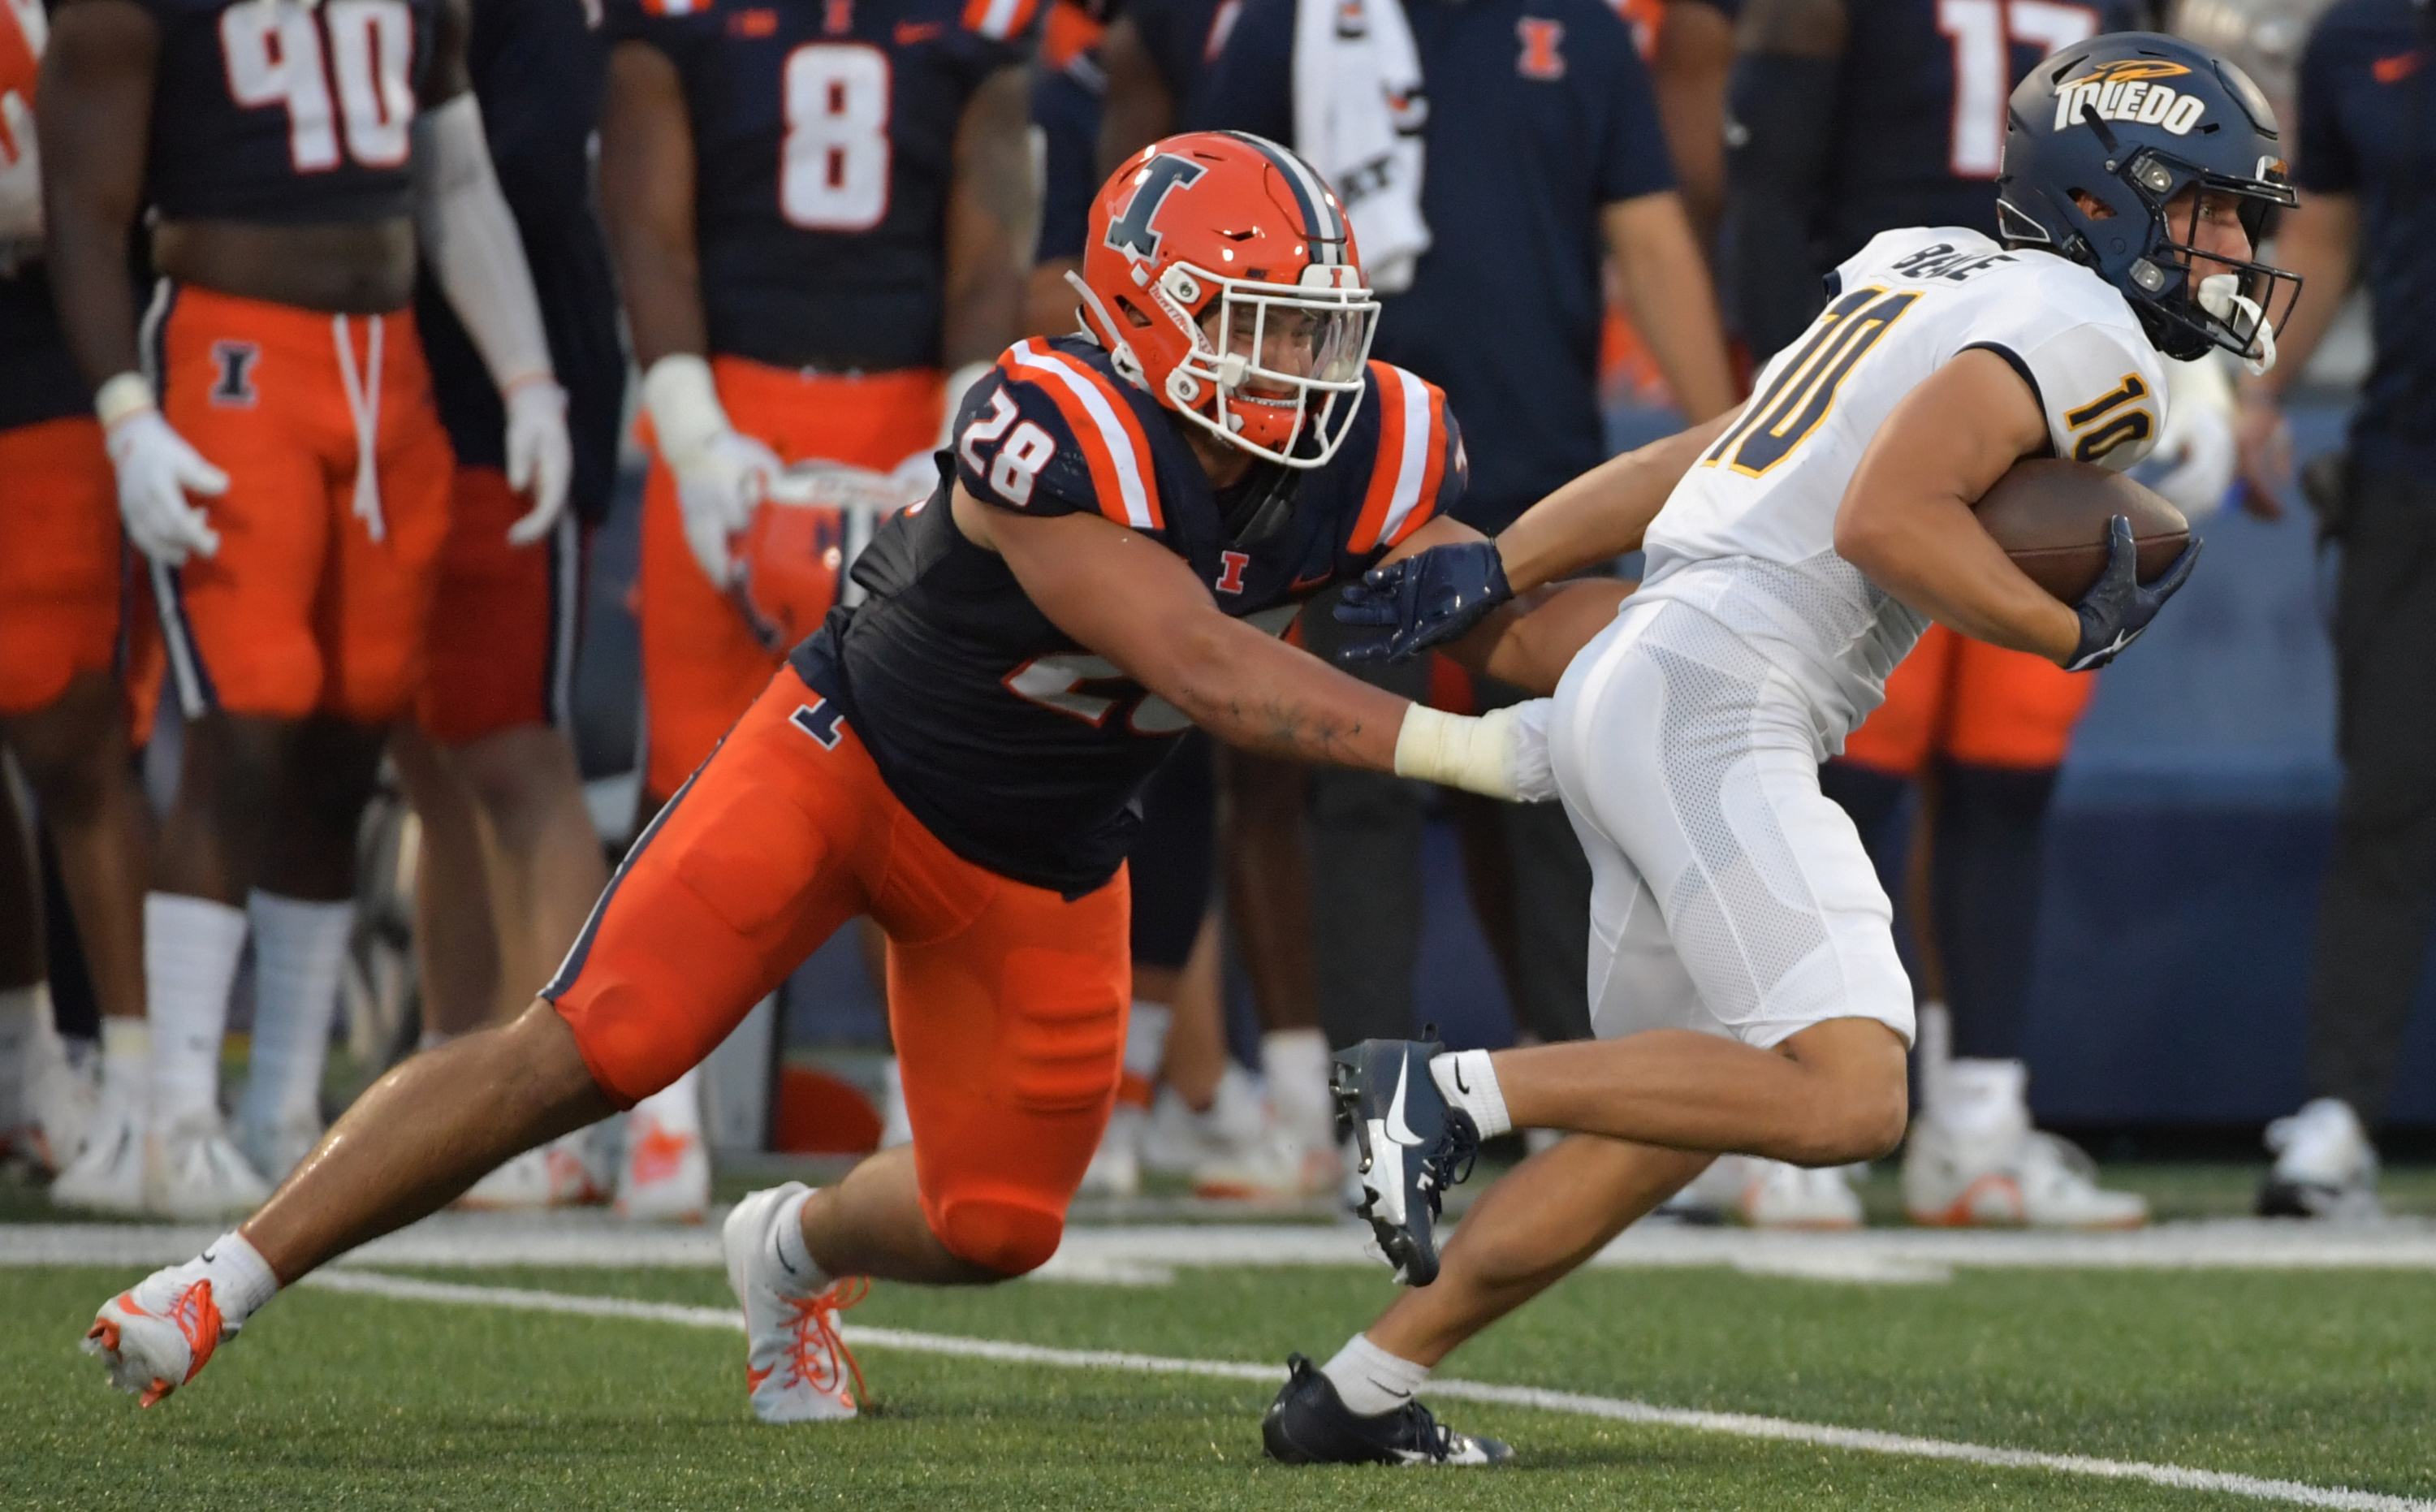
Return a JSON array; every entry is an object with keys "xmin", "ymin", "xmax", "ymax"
[
  {"xmin": 142, "ymin": 0, "xmax": 435, "ymax": 224},
  {"xmin": 605, "ymin": 0, "xmax": 1038, "ymax": 372}
]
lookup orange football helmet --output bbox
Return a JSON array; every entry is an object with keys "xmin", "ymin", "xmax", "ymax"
[{"xmin": 1072, "ymin": 131, "xmax": 1378, "ymax": 469}]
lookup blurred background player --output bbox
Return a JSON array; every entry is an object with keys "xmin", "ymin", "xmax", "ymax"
[
  {"xmin": 1713, "ymin": 0, "xmax": 2179, "ymax": 1229},
  {"xmin": 387, "ymin": 0, "xmax": 658, "ymax": 1216},
  {"xmin": 41, "ymin": 0, "xmax": 570, "ymax": 1215},
  {"xmin": 2235, "ymin": 0, "xmax": 2436, "ymax": 1220},
  {"xmin": 1194, "ymin": 0, "xmax": 1736, "ymax": 1104},
  {"xmin": 0, "ymin": 0, "xmax": 158, "ymax": 1206},
  {"xmin": 600, "ymin": 0, "xmax": 1039, "ymax": 1167}
]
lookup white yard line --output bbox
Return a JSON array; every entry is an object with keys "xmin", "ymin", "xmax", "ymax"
[
  {"xmin": 13, "ymin": 1214, "xmax": 2436, "ymax": 1281},
  {"xmin": 297, "ymin": 1269, "xmax": 2434, "ymax": 1512}
]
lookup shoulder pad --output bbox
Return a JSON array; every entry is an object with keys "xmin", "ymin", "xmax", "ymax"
[
  {"xmin": 954, "ymin": 339, "xmax": 1165, "ymax": 527},
  {"xmin": 1343, "ymin": 361, "xmax": 1460, "ymax": 556}
]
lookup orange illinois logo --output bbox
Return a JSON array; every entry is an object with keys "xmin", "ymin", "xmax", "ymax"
[{"xmin": 1516, "ymin": 18, "xmax": 1564, "ymax": 80}]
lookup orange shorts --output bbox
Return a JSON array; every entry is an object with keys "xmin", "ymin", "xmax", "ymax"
[
  {"xmin": 638, "ymin": 359, "xmax": 943, "ymax": 802},
  {"xmin": 549, "ymin": 665, "xmax": 1129, "ymax": 1275},
  {"xmin": 416, "ymin": 466, "xmax": 586, "ymax": 745},
  {"xmin": 147, "ymin": 283, "xmax": 453, "ymax": 724},
  {"xmin": 1841, "ymin": 623, "xmax": 2095, "ymax": 775},
  {"xmin": 0, "ymin": 417, "xmax": 131, "ymax": 717}
]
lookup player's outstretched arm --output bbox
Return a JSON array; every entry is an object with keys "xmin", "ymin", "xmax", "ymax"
[
  {"xmin": 1832, "ymin": 348, "xmax": 2086, "ymax": 663},
  {"xmin": 957, "ymin": 486, "xmax": 1550, "ymax": 798}
]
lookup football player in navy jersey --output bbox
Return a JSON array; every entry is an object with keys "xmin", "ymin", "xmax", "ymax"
[
  {"xmin": 386, "ymin": 0, "xmax": 668, "ymax": 1218},
  {"xmin": 1719, "ymin": 0, "xmax": 2161, "ymax": 1231},
  {"xmin": 601, "ymin": 0, "xmax": 1039, "ymax": 824},
  {"xmin": 0, "ymin": 0, "xmax": 157, "ymax": 1206},
  {"xmin": 41, "ymin": 0, "xmax": 572, "ymax": 1219},
  {"xmin": 80, "ymin": 132, "xmax": 1679, "ymax": 1420}
]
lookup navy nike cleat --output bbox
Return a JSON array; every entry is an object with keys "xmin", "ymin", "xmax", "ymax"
[
  {"xmin": 1262, "ymin": 1353, "xmax": 1512, "ymax": 1467},
  {"xmin": 1333, "ymin": 1035, "xmax": 1479, "ymax": 1286}
]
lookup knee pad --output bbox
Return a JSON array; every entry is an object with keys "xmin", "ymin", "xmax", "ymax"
[{"xmin": 931, "ymin": 1194, "xmax": 1065, "ymax": 1277}]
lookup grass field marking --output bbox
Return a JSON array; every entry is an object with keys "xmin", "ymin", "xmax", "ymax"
[{"xmin": 298, "ymin": 1269, "xmax": 2433, "ymax": 1512}]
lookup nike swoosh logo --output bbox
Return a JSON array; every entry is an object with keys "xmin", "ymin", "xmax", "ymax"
[
  {"xmin": 772, "ymin": 1234, "xmax": 801, "ymax": 1276},
  {"xmin": 1384, "ymin": 1060, "xmax": 1421, "ymax": 1147},
  {"xmin": 1452, "ymin": 1061, "xmax": 1470, "ymax": 1095}
]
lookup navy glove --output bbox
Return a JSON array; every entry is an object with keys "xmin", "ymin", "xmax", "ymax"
[
  {"xmin": 2065, "ymin": 515, "xmax": 2202, "ymax": 672},
  {"xmin": 1332, "ymin": 540, "xmax": 1514, "ymax": 663}
]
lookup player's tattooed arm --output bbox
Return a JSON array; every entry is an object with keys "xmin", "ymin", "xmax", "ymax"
[
  {"xmin": 38, "ymin": 0, "xmax": 158, "ymax": 386},
  {"xmin": 598, "ymin": 41, "xmax": 708, "ymax": 365},
  {"xmin": 944, "ymin": 66, "xmax": 1036, "ymax": 369},
  {"xmin": 1833, "ymin": 348, "xmax": 2084, "ymax": 663},
  {"xmin": 957, "ymin": 486, "xmax": 1412, "ymax": 770}
]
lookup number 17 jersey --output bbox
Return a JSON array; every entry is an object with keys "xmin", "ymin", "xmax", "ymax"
[
  {"xmin": 1635, "ymin": 227, "xmax": 2167, "ymax": 747},
  {"xmin": 606, "ymin": 0, "xmax": 1039, "ymax": 372}
]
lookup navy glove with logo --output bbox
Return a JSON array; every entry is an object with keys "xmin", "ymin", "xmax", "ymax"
[
  {"xmin": 1332, "ymin": 540, "xmax": 1514, "ymax": 663},
  {"xmin": 2065, "ymin": 515, "xmax": 2202, "ymax": 672}
]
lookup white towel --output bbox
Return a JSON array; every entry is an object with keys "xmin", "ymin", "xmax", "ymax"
[{"xmin": 1293, "ymin": 0, "xmax": 1430, "ymax": 294}]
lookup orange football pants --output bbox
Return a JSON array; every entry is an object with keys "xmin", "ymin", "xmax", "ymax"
[
  {"xmin": 0, "ymin": 417, "xmax": 160, "ymax": 737},
  {"xmin": 417, "ymin": 465, "xmax": 586, "ymax": 745},
  {"xmin": 638, "ymin": 359, "xmax": 942, "ymax": 802},
  {"xmin": 1841, "ymin": 623, "xmax": 2095, "ymax": 775},
  {"xmin": 149, "ymin": 283, "xmax": 452, "ymax": 724},
  {"xmin": 548, "ymin": 665, "xmax": 1129, "ymax": 1275}
]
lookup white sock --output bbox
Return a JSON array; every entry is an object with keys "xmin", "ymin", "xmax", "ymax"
[
  {"xmin": 0, "ymin": 983, "xmax": 40, "ymax": 1130},
  {"xmin": 1321, "ymin": 1333, "xmax": 1430, "ymax": 1418},
  {"xmin": 197, "ymin": 1230, "xmax": 280, "ymax": 1334},
  {"xmin": 98, "ymin": 1017, "xmax": 151, "ymax": 1120},
  {"xmin": 1428, "ymin": 1049, "xmax": 1512, "ymax": 1139},
  {"xmin": 878, "ymin": 1056, "xmax": 913, "ymax": 1149},
  {"xmin": 1932, "ymin": 1057, "xmax": 2029, "ymax": 1138},
  {"xmin": 766, "ymin": 1183, "xmax": 832, "ymax": 1298},
  {"xmin": 146, "ymin": 893, "xmax": 249, "ymax": 1127},
  {"xmin": 238, "ymin": 893, "xmax": 354, "ymax": 1133},
  {"xmin": 1122, "ymin": 1001, "xmax": 1173, "ymax": 1082},
  {"xmin": 1260, "ymin": 1028, "xmax": 1334, "ymax": 1147},
  {"xmin": 632, "ymin": 1065, "xmax": 705, "ymax": 1139}
]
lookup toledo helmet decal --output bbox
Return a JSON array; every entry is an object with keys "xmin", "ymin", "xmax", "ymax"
[{"xmin": 2051, "ymin": 58, "xmax": 2207, "ymax": 136}]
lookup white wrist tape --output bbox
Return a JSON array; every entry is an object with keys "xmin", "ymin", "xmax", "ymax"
[
  {"xmin": 412, "ymin": 94, "xmax": 555, "ymax": 395},
  {"xmin": 1393, "ymin": 704, "xmax": 1520, "ymax": 801},
  {"xmin": 641, "ymin": 353, "xmax": 732, "ymax": 465},
  {"xmin": 95, "ymin": 371, "xmax": 156, "ymax": 430}
]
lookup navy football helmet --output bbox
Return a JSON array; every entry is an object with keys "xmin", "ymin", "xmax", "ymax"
[{"xmin": 1996, "ymin": 33, "xmax": 2300, "ymax": 365}]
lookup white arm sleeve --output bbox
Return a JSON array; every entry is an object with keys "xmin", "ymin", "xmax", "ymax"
[{"xmin": 412, "ymin": 94, "xmax": 555, "ymax": 394}]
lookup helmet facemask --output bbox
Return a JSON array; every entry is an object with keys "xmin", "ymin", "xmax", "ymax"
[
  {"xmin": 2108, "ymin": 145, "xmax": 2300, "ymax": 369},
  {"xmin": 1151, "ymin": 262, "xmax": 1378, "ymax": 469}
]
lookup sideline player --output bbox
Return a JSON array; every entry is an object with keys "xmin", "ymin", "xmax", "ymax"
[
  {"xmin": 41, "ymin": 0, "xmax": 571, "ymax": 1213},
  {"xmin": 0, "ymin": 0, "xmax": 156, "ymax": 1203},
  {"xmin": 1716, "ymin": 0, "xmax": 2166, "ymax": 1230},
  {"xmin": 1267, "ymin": 36, "xmax": 2290, "ymax": 1463},
  {"xmin": 82, "ymin": 132, "xmax": 1632, "ymax": 1419},
  {"xmin": 387, "ymin": 0, "xmax": 645, "ymax": 1216}
]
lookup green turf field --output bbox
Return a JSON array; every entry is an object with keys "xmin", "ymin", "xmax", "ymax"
[{"xmin": 11, "ymin": 1256, "xmax": 2435, "ymax": 1510}]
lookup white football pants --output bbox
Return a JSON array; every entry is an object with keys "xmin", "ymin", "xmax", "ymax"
[{"xmin": 1548, "ymin": 598, "xmax": 1916, "ymax": 1051}]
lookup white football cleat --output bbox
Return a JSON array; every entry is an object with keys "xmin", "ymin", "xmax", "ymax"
[
  {"xmin": 1737, "ymin": 1158, "xmax": 1864, "ymax": 1229},
  {"xmin": 1139, "ymin": 1067, "xmax": 1266, "ymax": 1176},
  {"xmin": 456, "ymin": 1134, "xmax": 611, "ymax": 1212},
  {"xmin": 51, "ymin": 1102, "xmax": 148, "ymax": 1215},
  {"xmin": 2259, "ymin": 1097, "xmax": 2381, "ymax": 1221},
  {"xmin": 234, "ymin": 1113, "xmax": 323, "ymax": 1188},
  {"xmin": 723, "ymin": 1182, "xmax": 864, "ymax": 1423},
  {"xmin": 1905, "ymin": 1121, "xmax": 2147, "ymax": 1229},
  {"xmin": 84, "ymin": 1256, "xmax": 228, "ymax": 1406},
  {"xmin": 1192, "ymin": 1123, "xmax": 1343, "ymax": 1200},
  {"xmin": 17, "ymin": 1029, "xmax": 97, "ymax": 1175},
  {"xmin": 144, "ymin": 1116, "xmax": 271, "ymax": 1220},
  {"xmin": 1076, "ymin": 1104, "xmax": 1144, "ymax": 1198},
  {"xmin": 615, "ymin": 1109, "xmax": 710, "ymax": 1222}
]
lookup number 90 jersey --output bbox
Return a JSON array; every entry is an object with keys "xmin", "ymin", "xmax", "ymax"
[
  {"xmin": 1637, "ymin": 227, "xmax": 2165, "ymax": 745},
  {"xmin": 139, "ymin": 0, "xmax": 436, "ymax": 224},
  {"xmin": 787, "ymin": 335, "xmax": 1466, "ymax": 896},
  {"xmin": 607, "ymin": 0, "xmax": 1037, "ymax": 373}
]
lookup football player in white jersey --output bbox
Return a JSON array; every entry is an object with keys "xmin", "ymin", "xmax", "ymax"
[{"xmin": 1263, "ymin": 33, "xmax": 2298, "ymax": 1467}]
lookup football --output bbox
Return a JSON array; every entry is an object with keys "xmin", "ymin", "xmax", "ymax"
[{"xmin": 1972, "ymin": 458, "xmax": 2190, "ymax": 603}]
